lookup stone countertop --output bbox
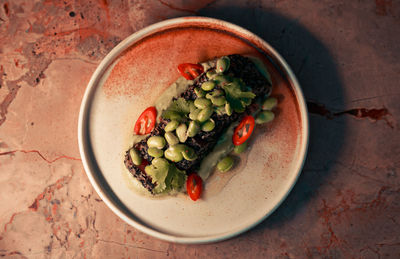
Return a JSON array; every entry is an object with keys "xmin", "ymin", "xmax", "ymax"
[{"xmin": 0, "ymin": 0, "xmax": 399, "ymax": 258}]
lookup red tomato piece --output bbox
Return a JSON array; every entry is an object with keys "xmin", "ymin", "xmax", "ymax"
[
  {"xmin": 134, "ymin": 107, "xmax": 157, "ymax": 135},
  {"xmin": 232, "ymin": 115, "xmax": 255, "ymax": 146},
  {"xmin": 186, "ymin": 173, "xmax": 203, "ymax": 201},
  {"xmin": 177, "ymin": 63, "xmax": 204, "ymax": 80}
]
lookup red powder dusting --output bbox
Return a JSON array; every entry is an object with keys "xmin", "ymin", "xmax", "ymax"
[
  {"xmin": 98, "ymin": 0, "xmax": 110, "ymax": 20},
  {"xmin": 103, "ymin": 26, "xmax": 268, "ymax": 99}
]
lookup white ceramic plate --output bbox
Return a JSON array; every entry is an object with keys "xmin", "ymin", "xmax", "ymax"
[{"xmin": 78, "ymin": 17, "xmax": 308, "ymax": 244}]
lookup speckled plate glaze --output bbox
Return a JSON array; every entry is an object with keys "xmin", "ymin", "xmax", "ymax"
[{"xmin": 78, "ymin": 17, "xmax": 308, "ymax": 244}]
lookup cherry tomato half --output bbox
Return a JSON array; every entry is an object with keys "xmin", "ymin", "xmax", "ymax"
[
  {"xmin": 186, "ymin": 173, "xmax": 203, "ymax": 201},
  {"xmin": 178, "ymin": 63, "xmax": 204, "ymax": 80},
  {"xmin": 134, "ymin": 107, "xmax": 157, "ymax": 135},
  {"xmin": 232, "ymin": 115, "xmax": 255, "ymax": 146}
]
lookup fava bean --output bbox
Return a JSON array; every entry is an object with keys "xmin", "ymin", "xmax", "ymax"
[
  {"xmin": 197, "ymin": 107, "xmax": 213, "ymax": 122},
  {"xmin": 234, "ymin": 142, "xmax": 247, "ymax": 154},
  {"xmin": 206, "ymin": 70, "xmax": 217, "ymax": 79},
  {"xmin": 182, "ymin": 146, "xmax": 197, "ymax": 161},
  {"xmin": 176, "ymin": 123, "xmax": 188, "ymax": 143},
  {"xmin": 147, "ymin": 136, "xmax": 166, "ymax": 149},
  {"xmin": 201, "ymin": 81, "xmax": 216, "ymax": 91},
  {"xmin": 129, "ymin": 148, "xmax": 142, "ymax": 166},
  {"xmin": 201, "ymin": 119, "xmax": 215, "ymax": 132},
  {"xmin": 188, "ymin": 100, "xmax": 196, "ymax": 112},
  {"xmin": 194, "ymin": 98, "xmax": 212, "ymax": 109},
  {"xmin": 189, "ymin": 108, "xmax": 201, "ymax": 121},
  {"xmin": 216, "ymin": 56, "xmax": 230, "ymax": 73},
  {"xmin": 194, "ymin": 87, "xmax": 205, "ymax": 98},
  {"xmin": 262, "ymin": 97, "xmax": 278, "ymax": 110},
  {"xmin": 255, "ymin": 110, "xmax": 275, "ymax": 124},
  {"xmin": 147, "ymin": 147, "xmax": 164, "ymax": 158},
  {"xmin": 164, "ymin": 147, "xmax": 183, "ymax": 162},
  {"xmin": 217, "ymin": 156, "xmax": 234, "ymax": 172},
  {"xmin": 164, "ymin": 132, "xmax": 179, "ymax": 146},
  {"xmin": 169, "ymin": 144, "xmax": 186, "ymax": 153},
  {"xmin": 165, "ymin": 120, "xmax": 179, "ymax": 132},
  {"xmin": 206, "ymin": 89, "xmax": 223, "ymax": 99},
  {"xmin": 211, "ymin": 96, "xmax": 227, "ymax": 106},
  {"xmin": 187, "ymin": 120, "xmax": 200, "ymax": 137},
  {"xmin": 225, "ymin": 102, "xmax": 233, "ymax": 116}
]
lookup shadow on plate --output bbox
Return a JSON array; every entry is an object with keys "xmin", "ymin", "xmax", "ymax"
[{"xmin": 197, "ymin": 5, "xmax": 345, "ymax": 232}]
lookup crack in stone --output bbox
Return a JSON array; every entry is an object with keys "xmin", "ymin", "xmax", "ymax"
[
  {"xmin": 157, "ymin": 0, "xmax": 217, "ymax": 14},
  {"xmin": 157, "ymin": 0, "xmax": 197, "ymax": 14},
  {"xmin": 0, "ymin": 48, "xmax": 52, "ymax": 127},
  {"xmin": 97, "ymin": 239, "xmax": 169, "ymax": 255},
  {"xmin": 306, "ymin": 101, "xmax": 394, "ymax": 128},
  {"xmin": 0, "ymin": 250, "xmax": 28, "ymax": 259},
  {"xmin": 0, "ymin": 149, "xmax": 81, "ymax": 164}
]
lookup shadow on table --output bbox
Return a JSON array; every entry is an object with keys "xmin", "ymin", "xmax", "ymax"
[{"xmin": 197, "ymin": 6, "xmax": 345, "ymax": 231}]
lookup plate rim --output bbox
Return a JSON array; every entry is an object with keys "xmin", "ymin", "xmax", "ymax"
[{"xmin": 78, "ymin": 16, "xmax": 309, "ymax": 244}]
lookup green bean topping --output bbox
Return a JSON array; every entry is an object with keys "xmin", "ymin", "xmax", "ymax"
[
  {"xmin": 129, "ymin": 148, "xmax": 142, "ymax": 166},
  {"xmin": 211, "ymin": 96, "xmax": 227, "ymax": 106},
  {"xmin": 225, "ymin": 102, "xmax": 233, "ymax": 116},
  {"xmin": 189, "ymin": 108, "xmax": 201, "ymax": 121},
  {"xmin": 147, "ymin": 147, "xmax": 164, "ymax": 158},
  {"xmin": 182, "ymin": 146, "xmax": 197, "ymax": 161},
  {"xmin": 164, "ymin": 146, "xmax": 183, "ymax": 162},
  {"xmin": 188, "ymin": 100, "xmax": 196, "ymax": 112},
  {"xmin": 217, "ymin": 156, "xmax": 234, "ymax": 172},
  {"xmin": 255, "ymin": 110, "xmax": 275, "ymax": 124},
  {"xmin": 206, "ymin": 89, "xmax": 223, "ymax": 99},
  {"xmin": 194, "ymin": 98, "xmax": 212, "ymax": 109},
  {"xmin": 201, "ymin": 81, "xmax": 216, "ymax": 91},
  {"xmin": 147, "ymin": 136, "xmax": 166, "ymax": 149},
  {"xmin": 216, "ymin": 56, "xmax": 230, "ymax": 73},
  {"xmin": 187, "ymin": 120, "xmax": 200, "ymax": 137},
  {"xmin": 164, "ymin": 132, "xmax": 179, "ymax": 146},
  {"xmin": 165, "ymin": 120, "xmax": 179, "ymax": 132},
  {"xmin": 201, "ymin": 119, "xmax": 215, "ymax": 132},
  {"xmin": 262, "ymin": 97, "xmax": 278, "ymax": 110},
  {"xmin": 234, "ymin": 142, "xmax": 247, "ymax": 154},
  {"xmin": 194, "ymin": 87, "xmax": 206, "ymax": 98},
  {"xmin": 170, "ymin": 144, "xmax": 186, "ymax": 153},
  {"xmin": 206, "ymin": 70, "xmax": 217, "ymax": 79},
  {"xmin": 176, "ymin": 123, "xmax": 188, "ymax": 143},
  {"xmin": 197, "ymin": 107, "xmax": 213, "ymax": 122}
]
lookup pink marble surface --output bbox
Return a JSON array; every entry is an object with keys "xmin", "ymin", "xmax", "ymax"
[{"xmin": 0, "ymin": 0, "xmax": 399, "ymax": 258}]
